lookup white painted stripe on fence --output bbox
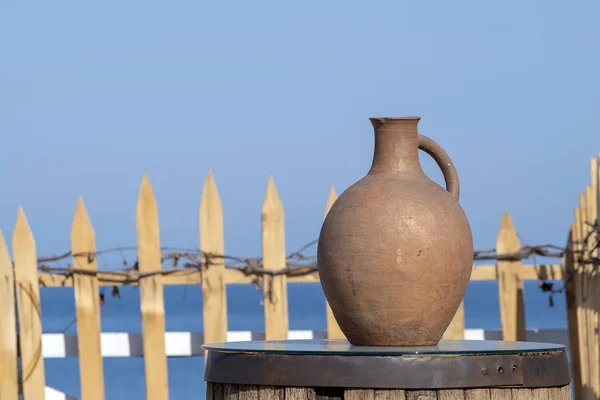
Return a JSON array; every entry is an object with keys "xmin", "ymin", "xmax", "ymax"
[
  {"xmin": 165, "ymin": 332, "xmax": 193, "ymax": 356},
  {"xmin": 40, "ymin": 328, "xmax": 569, "ymax": 358},
  {"xmin": 43, "ymin": 333, "xmax": 67, "ymax": 358},
  {"xmin": 45, "ymin": 386, "xmax": 78, "ymax": 400},
  {"xmin": 464, "ymin": 328, "xmax": 485, "ymax": 340},
  {"xmin": 288, "ymin": 330, "xmax": 314, "ymax": 340},
  {"xmin": 227, "ymin": 330, "xmax": 252, "ymax": 342},
  {"xmin": 100, "ymin": 332, "xmax": 131, "ymax": 357}
]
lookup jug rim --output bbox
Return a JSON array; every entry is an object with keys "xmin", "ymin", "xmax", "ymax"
[{"xmin": 369, "ymin": 116, "xmax": 421, "ymax": 121}]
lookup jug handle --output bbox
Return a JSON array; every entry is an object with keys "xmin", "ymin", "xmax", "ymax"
[{"xmin": 418, "ymin": 134, "xmax": 460, "ymax": 201}]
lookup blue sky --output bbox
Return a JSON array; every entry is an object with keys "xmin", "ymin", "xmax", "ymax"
[{"xmin": 1, "ymin": 0, "xmax": 598, "ymax": 265}]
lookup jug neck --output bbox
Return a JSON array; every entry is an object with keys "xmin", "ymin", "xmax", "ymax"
[{"xmin": 368, "ymin": 117, "xmax": 424, "ymax": 175}]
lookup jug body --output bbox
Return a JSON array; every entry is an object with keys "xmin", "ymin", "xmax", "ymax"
[{"xmin": 317, "ymin": 117, "xmax": 473, "ymax": 346}]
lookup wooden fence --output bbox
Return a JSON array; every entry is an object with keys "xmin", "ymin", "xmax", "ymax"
[
  {"xmin": 564, "ymin": 153, "xmax": 600, "ymax": 400},
  {"xmin": 0, "ymin": 168, "xmax": 587, "ymax": 400}
]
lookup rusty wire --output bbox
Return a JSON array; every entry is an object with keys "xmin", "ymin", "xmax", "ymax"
[
  {"xmin": 31, "ymin": 221, "xmax": 600, "ymax": 287},
  {"xmin": 473, "ymin": 245, "xmax": 565, "ymax": 261},
  {"xmin": 34, "ymin": 242, "xmax": 587, "ymax": 284}
]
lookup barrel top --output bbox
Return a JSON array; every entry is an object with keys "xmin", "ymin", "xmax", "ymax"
[
  {"xmin": 203, "ymin": 338, "xmax": 565, "ymax": 356},
  {"xmin": 203, "ymin": 339, "xmax": 569, "ymax": 389}
]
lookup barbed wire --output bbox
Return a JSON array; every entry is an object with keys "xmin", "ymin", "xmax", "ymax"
[
  {"xmin": 32, "ymin": 222, "xmax": 600, "ymax": 302},
  {"xmin": 37, "ymin": 244, "xmax": 556, "ymax": 282},
  {"xmin": 473, "ymin": 245, "xmax": 565, "ymax": 261},
  {"xmin": 34, "ymin": 241, "xmax": 596, "ymax": 283}
]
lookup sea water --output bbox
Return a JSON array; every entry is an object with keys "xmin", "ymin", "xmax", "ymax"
[{"xmin": 42, "ymin": 280, "xmax": 567, "ymax": 399}]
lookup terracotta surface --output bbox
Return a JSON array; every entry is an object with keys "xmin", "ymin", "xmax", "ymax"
[{"xmin": 317, "ymin": 117, "xmax": 473, "ymax": 346}]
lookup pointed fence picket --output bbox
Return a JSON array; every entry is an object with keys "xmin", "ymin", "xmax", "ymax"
[
  {"xmin": 262, "ymin": 176, "xmax": 289, "ymax": 340},
  {"xmin": 71, "ymin": 198, "xmax": 105, "ymax": 400},
  {"xmin": 0, "ymin": 165, "xmax": 596, "ymax": 400},
  {"xmin": 200, "ymin": 169, "xmax": 228, "ymax": 352},
  {"xmin": 565, "ymin": 226, "xmax": 582, "ymax": 400},
  {"xmin": 136, "ymin": 174, "xmax": 169, "ymax": 400},
  {"xmin": 0, "ymin": 230, "xmax": 19, "ymax": 400},
  {"xmin": 13, "ymin": 208, "xmax": 46, "ymax": 400},
  {"xmin": 497, "ymin": 211, "xmax": 526, "ymax": 342}
]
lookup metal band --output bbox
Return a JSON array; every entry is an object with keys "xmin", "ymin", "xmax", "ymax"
[{"xmin": 205, "ymin": 350, "xmax": 570, "ymax": 389}]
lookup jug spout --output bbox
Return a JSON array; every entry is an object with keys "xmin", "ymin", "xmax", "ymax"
[{"xmin": 368, "ymin": 116, "xmax": 423, "ymax": 175}]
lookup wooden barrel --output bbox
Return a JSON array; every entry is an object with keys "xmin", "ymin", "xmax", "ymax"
[{"xmin": 203, "ymin": 339, "xmax": 571, "ymax": 400}]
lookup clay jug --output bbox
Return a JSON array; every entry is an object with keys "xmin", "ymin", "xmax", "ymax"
[{"xmin": 317, "ymin": 116, "xmax": 473, "ymax": 346}]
